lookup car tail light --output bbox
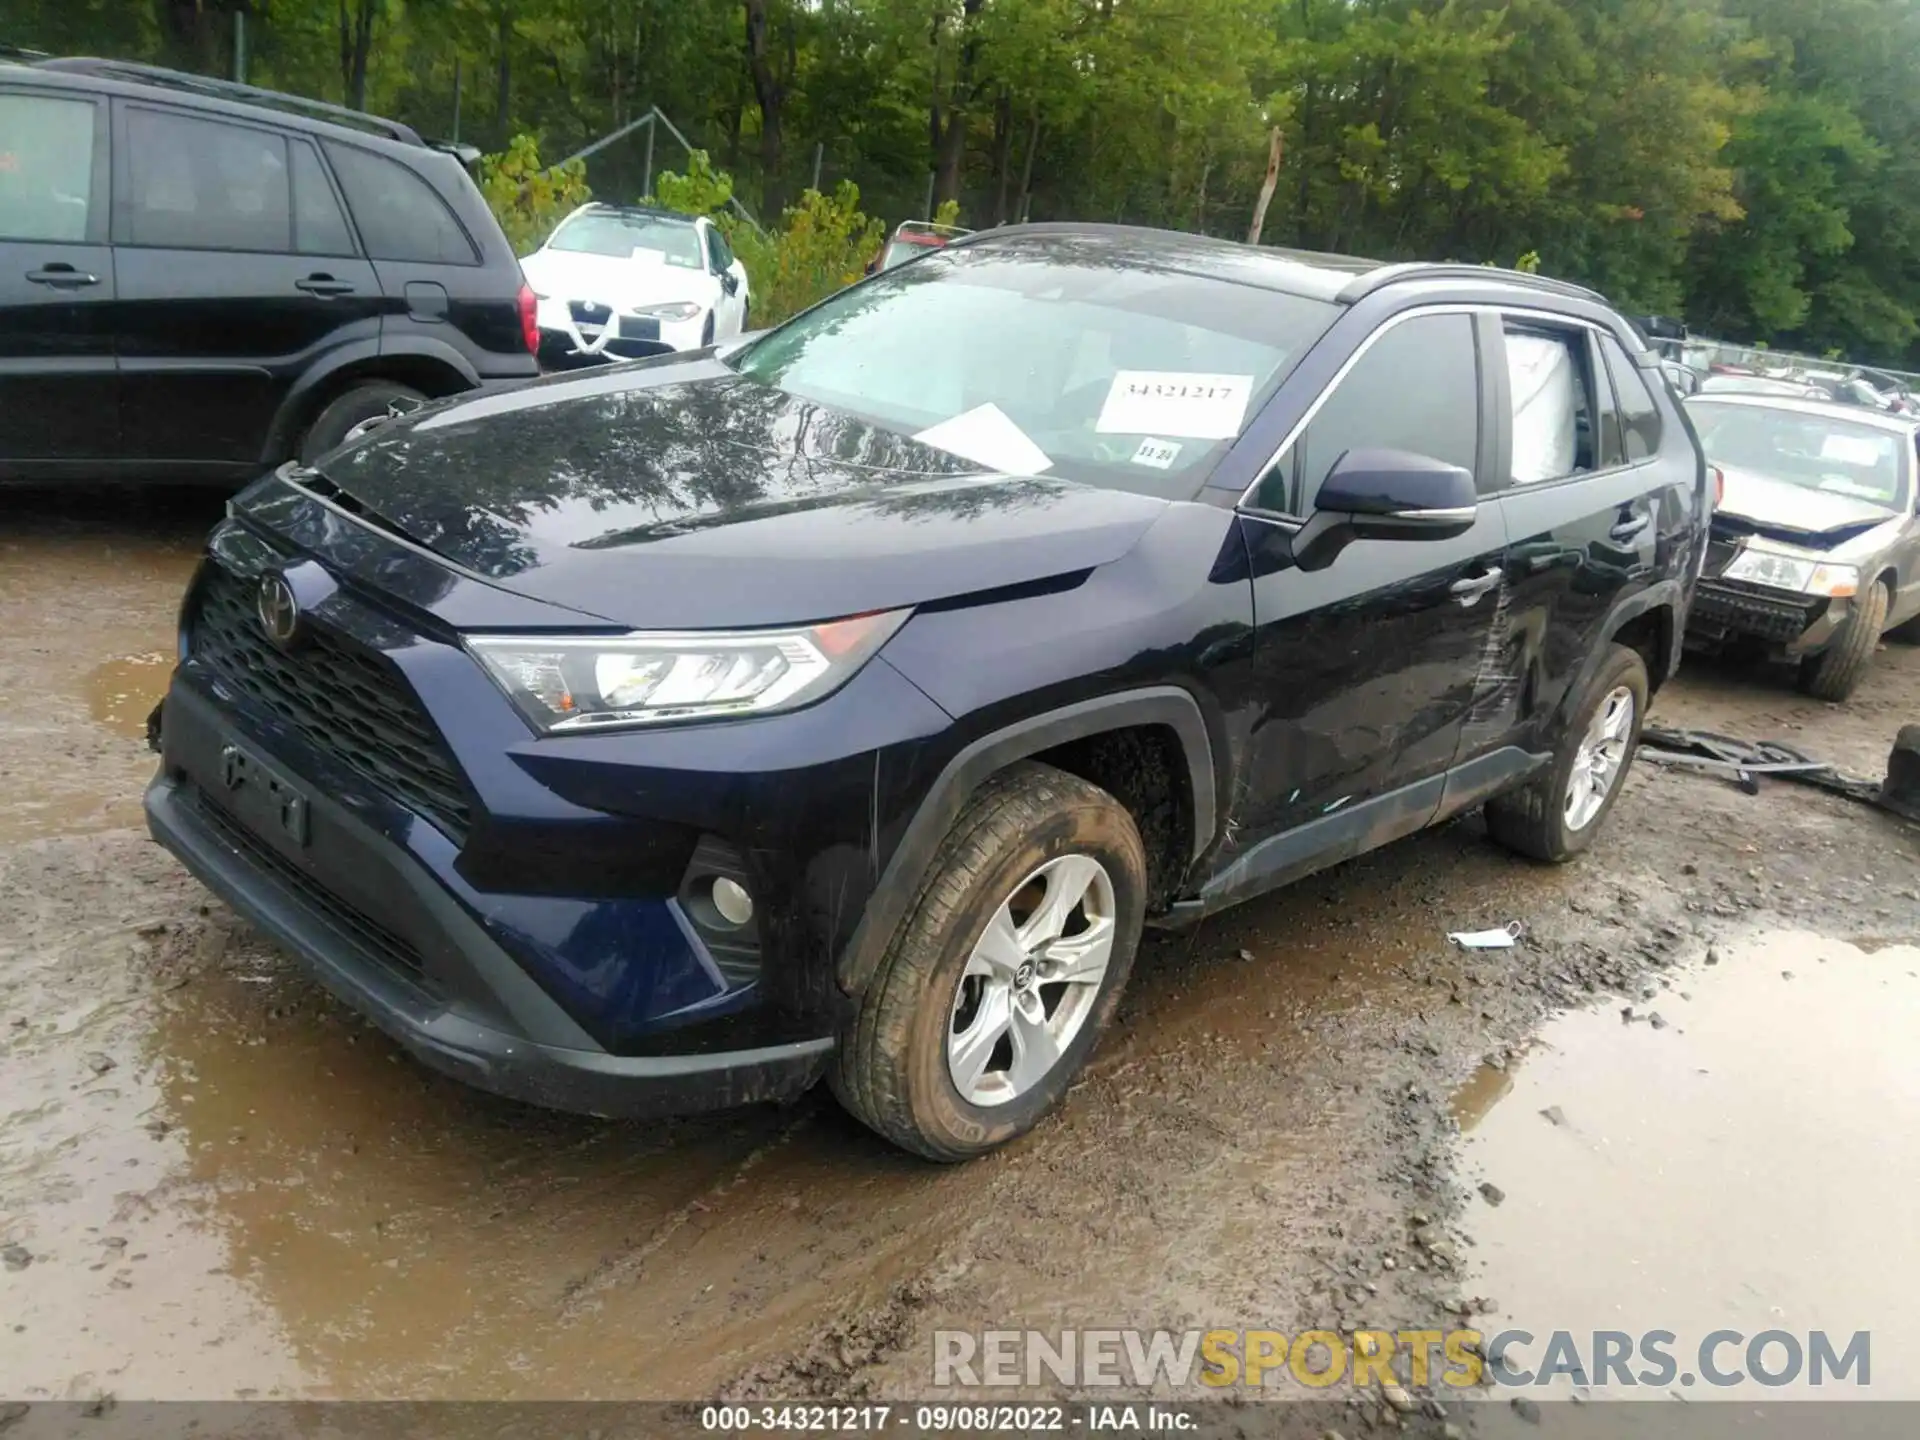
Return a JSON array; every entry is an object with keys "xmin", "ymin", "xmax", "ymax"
[
  {"xmin": 515, "ymin": 282, "xmax": 538, "ymax": 354},
  {"xmin": 1709, "ymin": 464, "xmax": 1725, "ymax": 510}
]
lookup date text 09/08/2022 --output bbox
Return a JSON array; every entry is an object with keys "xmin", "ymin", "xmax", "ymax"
[{"xmin": 700, "ymin": 1405, "xmax": 1196, "ymax": 1432}]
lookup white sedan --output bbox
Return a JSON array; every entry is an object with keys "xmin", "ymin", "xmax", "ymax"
[{"xmin": 519, "ymin": 203, "xmax": 751, "ymax": 368}]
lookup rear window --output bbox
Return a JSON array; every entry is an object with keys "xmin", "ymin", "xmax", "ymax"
[
  {"xmin": 733, "ymin": 239, "xmax": 1339, "ymax": 497},
  {"xmin": 324, "ymin": 142, "xmax": 476, "ymax": 265},
  {"xmin": 125, "ymin": 107, "xmax": 289, "ymax": 252}
]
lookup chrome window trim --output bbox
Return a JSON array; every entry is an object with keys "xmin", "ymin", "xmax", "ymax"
[
  {"xmin": 1237, "ymin": 301, "xmax": 1661, "ymax": 518},
  {"xmin": 1237, "ymin": 302, "xmax": 1491, "ymax": 519}
]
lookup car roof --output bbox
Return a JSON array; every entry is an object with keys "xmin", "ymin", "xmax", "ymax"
[
  {"xmin": 947, "ymin": 223, "xmax": 1612, "ymax": 311},
  {"xmin": 1686, "ymin": 392, "xmax": 1920, "ymax": 432},
  {"xmin": 22, "ymin": 57, "xmax": 445, "ymax": 157}
]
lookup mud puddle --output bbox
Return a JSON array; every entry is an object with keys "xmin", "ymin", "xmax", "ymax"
[
  {"xmin": 0, "ymin": 883, "xmax": 971, "ymax": 1400},
  {"xmin": 0, "ymin": 488, "xmax": 214, "ymax": 845},
  {"xmin": 1453, "ymin": 929, "xmax": 1920, "ymax": 1401}
]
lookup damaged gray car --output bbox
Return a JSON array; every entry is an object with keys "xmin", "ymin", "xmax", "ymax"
[{"xmin": 1687, "ymin": 393, "xmax": 1920, "ymax": 700}]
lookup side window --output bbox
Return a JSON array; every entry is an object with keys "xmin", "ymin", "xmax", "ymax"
[
  {"xmin": 126, "ymin": 108, "xmax": 290, "ymax": 252},
  {"xmin": 0, "ymin": 93, "xmax": 96, "ymax": 242},
  {"xmin": 1601, "ymin": 336, "xmax": 1663, "ymax": 460},
  {"xmin": 1504, "ymin": 321, "xmax": 1596, "ymax": 484},
  {"xmin": 290, "ymin": 140, "xmax": 354, "ymax": 256},
  {"xmin": 323, "ymin": 142, "xmax": 477, "ymax": 265},
  {"xmin": 1253, "ymin": 312, "xmax": 1479, "ymax": 512}
]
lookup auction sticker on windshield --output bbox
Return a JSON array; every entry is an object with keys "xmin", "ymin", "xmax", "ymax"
[
  {"xmin": 1131, "ymin": 437, "xmax": 1183, "ymax": 470},
  {"xmin": 1097, "ymin": 371, "xmax": 1253, "ymax": 439}
]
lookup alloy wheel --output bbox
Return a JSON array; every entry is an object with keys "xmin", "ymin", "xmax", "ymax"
[
  {"xmin": 1565, "ymin": 684, "xmax": 1635, "ymax": 831},
  {"xmin": 946, "ymin": 853, "xmax": 1116, "ymax": 1107}
]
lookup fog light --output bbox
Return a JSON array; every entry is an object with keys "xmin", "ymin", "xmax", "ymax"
[{"xmin": 711, "ymin": 876, "xmax": 754, "ymax": 926}]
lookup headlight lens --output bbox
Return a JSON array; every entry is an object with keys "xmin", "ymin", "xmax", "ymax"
[
  {"xmin": 633, "ymin": 301, "xmax": 703, "ymax": 321},
  {"xmin": 1722, "ymin": 546, "xmax": 1857, "ymax": 597},
  {"xmin": 467, "ymin": 610, "xmax": 908, "ymax": 732}
]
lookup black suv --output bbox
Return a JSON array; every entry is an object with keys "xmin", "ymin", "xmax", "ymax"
[
  {"xmin": 0, "ymin": 58, "xmax": 538, "ymax": 483},
  {"xmin": 145, "ymin": 226, "xmax": 1708, "ymax": 1160}
]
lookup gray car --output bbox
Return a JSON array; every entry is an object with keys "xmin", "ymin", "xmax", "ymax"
[{"xmin": 1686, "ymin": 393, "xmax": 1920, "ymax": 699}]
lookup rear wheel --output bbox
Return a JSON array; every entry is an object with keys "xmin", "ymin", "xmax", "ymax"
[
  {"xmin": 1798, "ymin": 582, "xmax": 1888, "ymax": 701},
  {"xmin": 1487, "ymin": 643, "xmax": 1648, "ymax": 863},
  {"xmin": 832, "ymin": 763, "xmax": 1146, "ymax": 1161},
  {"xmin": 297, "ymin": 381, "xmax": 425, "ymax": 464}
]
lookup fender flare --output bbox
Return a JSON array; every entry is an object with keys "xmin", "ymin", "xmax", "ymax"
[
  {"xmin": 261, "ymin": 337, "xmax": 481, "ymax": 463},
  {"xmin": 835, "ymin": 686, "xmax": 1217, "ymax": 997}
]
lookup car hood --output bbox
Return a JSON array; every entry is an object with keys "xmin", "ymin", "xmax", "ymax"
[
  {"xmin": 520, "ymin": 249, "xmax": 714, "ymax": 310},
  {"xmin": 305, "ymin": 359, "xmax": 1172, "ymax": 630},
  {"xmin": 1712, "ymin": 463, "xmax": 1900, "ymax": 550}
]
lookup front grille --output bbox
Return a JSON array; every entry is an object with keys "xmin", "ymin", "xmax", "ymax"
[
  {"xmin": 190, "ymin": 564, "xmax": 473, "ymax": 842},
  {"xmin": 1691, "ymin": 580, "xmax": 1822, "ymax": 643},
  {"xmin": 193, "ymin": 791, "xmax": 429, "ymax": 984}
]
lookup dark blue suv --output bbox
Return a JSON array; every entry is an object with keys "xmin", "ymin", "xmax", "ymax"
[{"xmin": 146, "ymin": 226, "xmax": 1708, "ymax": 1159}]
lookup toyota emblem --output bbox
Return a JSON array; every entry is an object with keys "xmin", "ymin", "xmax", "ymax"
[{"xmin": 256, "ymin": 572, "xmax": 301, "ymax": 647}]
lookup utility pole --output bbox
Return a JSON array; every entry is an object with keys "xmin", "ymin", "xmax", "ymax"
[
  {"xmin": 641, "ymin": 112, "xmax": 655, "ymax": 198},
  {"xmin": 452, "ymin": 58, "xmax": 463, "ymax": 143},
  {"xmin": 811, "ymin": 142, "xmax": 823, "ymax": 193},
  {"xmin": 233, "ymin": 11, "xmax": 248, "ymax": 83}
]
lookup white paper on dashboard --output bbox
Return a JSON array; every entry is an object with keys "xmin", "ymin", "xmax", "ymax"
[
  {"xmin": 912, "ymin": 403, "xmax": 1053, "ymax": 475},
  {"xmin": 1096, "ymin": 371, "xmax": 1253, "ymax": 439},
  {"xmin": 1820, "ymin": 433, "xmax": 1886, "ymax": 466}
]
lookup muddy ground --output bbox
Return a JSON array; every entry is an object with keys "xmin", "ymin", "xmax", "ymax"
[{"xmin": 3, "ymin": 486, "xmax": 1918, "ymax": 1425}]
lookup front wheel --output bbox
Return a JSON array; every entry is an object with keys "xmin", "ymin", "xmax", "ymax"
[
  {"xmin": 832, "ymin": 763, "xmax": 1146, "ymax": 1161},
  {"xmin": 1487, "ymin": 643, "xmax": 1648, "ymax": 863},
  {"xmin": 1799, "ymin": 582, "xmax": 1888, "ymax": 700}
]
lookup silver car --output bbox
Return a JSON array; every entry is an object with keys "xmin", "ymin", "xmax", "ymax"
[{"xmin": 1685, "ymin": 393, "xmax": 1920, "ymax": 699}]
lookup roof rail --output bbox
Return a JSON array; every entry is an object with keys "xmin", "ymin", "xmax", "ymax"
[
  {"xmin": 35, "ymin": 57, "xmax": 424, "ymax": 145},
  {"xmin": 1338, "ymin": 262, "xmax": 1608, "ymax": 306}
]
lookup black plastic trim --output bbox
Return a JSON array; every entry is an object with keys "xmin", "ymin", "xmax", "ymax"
[{"xmin": 835, "ymin": 685, "xmax": 1216, "ymax": 997}]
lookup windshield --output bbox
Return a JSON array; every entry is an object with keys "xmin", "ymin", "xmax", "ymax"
[
  {"xmin": 730, "ymin": 238, "xmax": 1339, "ymax": 496},
  {"xmin": 1688, "ymin": 400, "xmax": 1913, "ymax": 510},
  {"xmin": 548, "ymin": 211, "xmax": 703, "ymax": 269}
]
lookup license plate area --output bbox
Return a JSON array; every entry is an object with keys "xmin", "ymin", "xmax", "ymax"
[{"xmin": 218, "ymin": 741, "xmax": 311, "ymax": 848}]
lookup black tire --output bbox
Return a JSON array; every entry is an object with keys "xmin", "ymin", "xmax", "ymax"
[
  {"xmin": 1798, "ymin": 582, "xmax": 1889, "ymax": 701},
  {"xmin": 701, "ymin": 312, "xmax": 716, "ymax": 347},
  {"xmin": 831, "ymin": 762, "xmax": 1147, "ymax": 1162},
  {"xmin": 1486, "ymin": 643, "xmax": 1649, "ymax": 864},
  {"xmin": 297, "ymin": 381, "xmax": 426, "ymax": 464}
]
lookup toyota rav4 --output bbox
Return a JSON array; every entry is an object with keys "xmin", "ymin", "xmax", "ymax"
[{"xmin": 146, "ymin": 226, "xmax": 1708, "ymax": 1160}]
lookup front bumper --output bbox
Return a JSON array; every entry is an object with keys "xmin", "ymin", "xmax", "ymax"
[
  {"xmin": 534, "ymin": 298, "xmax": 705, "ymax": 367},
  {"xmin": 1686, "ymin": 578, "xmax": 1846, "ymax": 655},
  {"xmin": 145, "ymin": 681, "xmax": 833, "ymax": 1118}
]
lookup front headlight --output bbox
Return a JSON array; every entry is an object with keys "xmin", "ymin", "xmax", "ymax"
[
  {"xmin": 466, "ymin": 610, "xmax": 909, "ymax": 733},
  {"xmin": 1722, "ymin": 546, "xmax": 1857, "ymax": 597},
  {"xmin": 632, "ymin": 301, "xmax": 703, "ymax": 322}
]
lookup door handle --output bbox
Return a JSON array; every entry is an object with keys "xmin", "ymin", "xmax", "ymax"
[
  {"xmin": 26, "ymin": 265, "xmax": 99, "ymax": 289},
  {"xmin": 1610, "ymin": 511, "xmax": 1652, "ymax": 543},
  {"xmin": 1448, "ymin": 567, "xmax": 1505, "ymax": 606},
  {"xmin": 295, "ymin": 275, "xmax": 355, "ymax": 297}
]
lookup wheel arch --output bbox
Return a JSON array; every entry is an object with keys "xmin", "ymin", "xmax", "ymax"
[
  {"xmin": 835, "ymin": 687, "xmax": 1217, "ymax": 998},
  {"xmin": 260, "ymin": 340, "xmax": 480, "ymax": 465}
]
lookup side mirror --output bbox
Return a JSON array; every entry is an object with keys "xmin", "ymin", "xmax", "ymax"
[
  {"xmin": 1287, "ymin": 448, "xmax": 1477, "ymax": 571},
  {"xmin": 720, "ymin": 270, "xmax": 739, "ymax": 296},
  {"xmin": 1317, "ymin": 448, "xmax": 1477, "ymax": 540}
]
